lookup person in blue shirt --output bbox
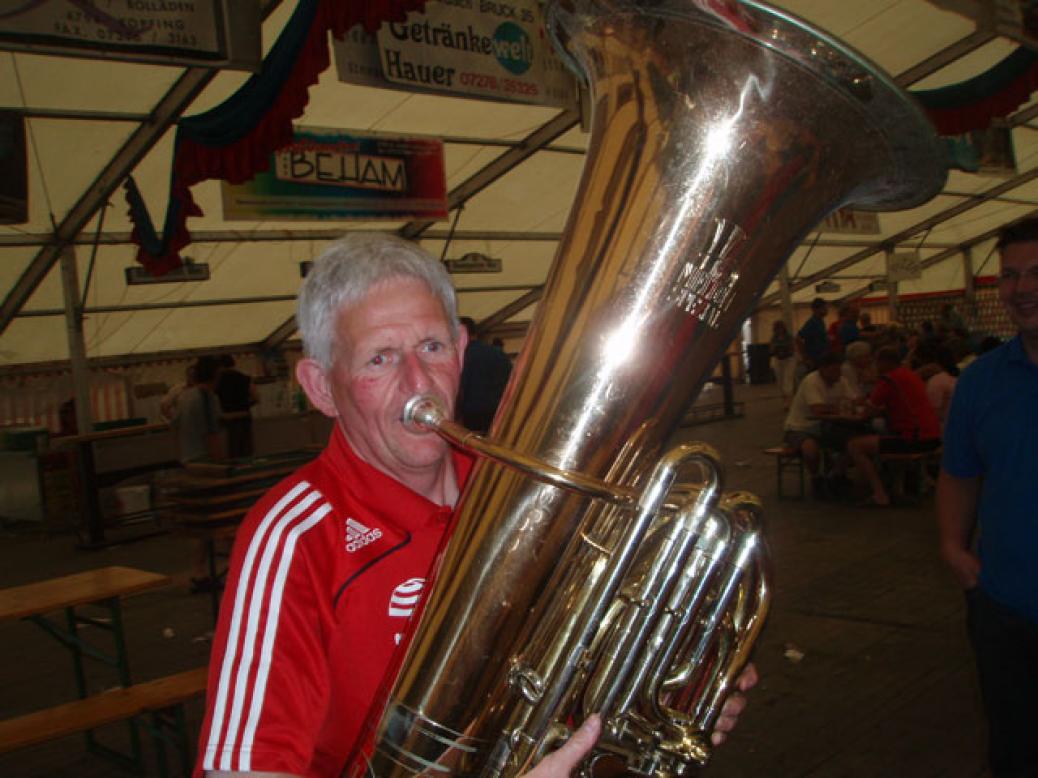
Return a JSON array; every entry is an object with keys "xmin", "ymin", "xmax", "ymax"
[
  {"xmin": 937, "ymin": 216, "xmax": 1038, "ymax": 777},
  {"xmin": 796, "ymin": 297, "xmax": 829, "ymax": 372},
  {"xmin": 836, "ymin": 303, "xmax": 860, "ymax": 350},
  {"xmin": 457, "ymin": 317, "xmax": 514, "ymax": 433}
]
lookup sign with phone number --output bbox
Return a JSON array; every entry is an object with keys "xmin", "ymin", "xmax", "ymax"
[
  {"xmin": 334, "ymin": 0, "xmax": 577, "ymax": 109},
  {"xmin": 0, "ymin": 0, "xmax": 260, "ymax": 71}
]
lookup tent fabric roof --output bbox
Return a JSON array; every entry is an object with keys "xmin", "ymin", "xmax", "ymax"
[{"xmin": 1, "ymin": 0, "xmax": 1035, "ymax": 367}]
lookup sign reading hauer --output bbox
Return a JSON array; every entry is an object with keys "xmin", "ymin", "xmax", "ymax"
[
  {"xmin": 334, "ymin": 0, "xmax": 577, "ymax": 108},
  {"xmin": 222, "ymin": 128, "xmax": 447, "ymax": 221},
  {"xmin": 0, "ymin": 1, "xmax": 260, "ymax": 71}
]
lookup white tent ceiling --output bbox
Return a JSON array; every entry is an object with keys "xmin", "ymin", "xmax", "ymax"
[{"xmin": 0, "ymin": 0, "xmax": 1035, "ymax": 367}]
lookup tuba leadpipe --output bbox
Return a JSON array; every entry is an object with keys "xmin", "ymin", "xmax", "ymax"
[{"xmin": 355, "ymin": 1, "xmax": 946, "ymax": 776}]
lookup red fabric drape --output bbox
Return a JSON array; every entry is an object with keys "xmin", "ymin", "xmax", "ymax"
[
  {"xmin": 924, "ymin": 59, "xmax": 1038, "ymax": 136},
  {"xmin": 134, "ymin": 0, "xmax": 428, "ymax": 272}
]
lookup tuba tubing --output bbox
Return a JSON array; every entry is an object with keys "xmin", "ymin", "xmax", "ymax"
[{"xmin": 356, "ymin": 1, "xmax": 946, "ymax": 776}]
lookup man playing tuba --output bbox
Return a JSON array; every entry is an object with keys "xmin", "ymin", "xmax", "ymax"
[{"xmin": 193, "ymin": 233, "xmax": 755, "ymax": 778}]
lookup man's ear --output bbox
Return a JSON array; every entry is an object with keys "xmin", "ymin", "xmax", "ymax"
[
  {"xmin": 455, "ymin": 324, "xmax": 469, "ymax": 371},
  {"xmin": 295, "ymin": 358, "xmax": 338, "ymax": 418}
]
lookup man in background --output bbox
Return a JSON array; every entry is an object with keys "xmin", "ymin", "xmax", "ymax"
[
  {"xmin": 782, "ymin": 353, "xmax": 855, "ymax": 496},
  {"xmin": 938, "ymin": 216, "xmax": 1038, "ymax": 777},
  {"xmin": 796, "ymin": 297, "xmax": 829, "ymax": 378},
  {"xmin": 173, "ymin": 356, "xmax": 223, "ymax": 465},
  {"xmin": 846, "ymin": 346, "xmax": 940, "ymax": 508},
  {"xmin": 172, "ymin": 355, "xmax": 225, "ymax": 594},
  {"xmin": 457, "ymin": 316, "xmax": 513, "ymax": 433},
  {"xmin": 216, "ymin": 355, "xmax": 258, "ymax": 458}
]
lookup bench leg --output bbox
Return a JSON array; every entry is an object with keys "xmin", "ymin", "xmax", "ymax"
[
  {"xmin": 52, "ymin": 602, "xmax": 144, "ymax": 772},
  {"xmin": 145, "ymin": 704, "xmax": 193, "ymax": 778}
]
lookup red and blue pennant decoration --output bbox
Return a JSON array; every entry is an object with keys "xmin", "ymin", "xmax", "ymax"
[
  {"xmin": 914, "ymin": 45, "xmax": 1038, "ymax": 136},
  {"xmin": 125, "ymin": 0, "xmax": 429, "ymax": 276}
]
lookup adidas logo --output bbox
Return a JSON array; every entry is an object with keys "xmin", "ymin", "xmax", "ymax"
[{"xmin": 345, "ymin": 517, "xmax": 383, "ymax": 553}]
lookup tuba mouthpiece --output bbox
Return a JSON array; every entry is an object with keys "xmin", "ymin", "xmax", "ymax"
[{"xmin": 402, "ymin": 394, "xmax": 446, "ymax": 432}]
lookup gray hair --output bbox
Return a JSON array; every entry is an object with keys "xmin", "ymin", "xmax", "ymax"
[
  {"xmin": 845, "ymin": 340, "xmax": 871, "ymax": 361},
  {"xmin": 297, "ymin": 232, "xmax": 459, "ymax": 368}
]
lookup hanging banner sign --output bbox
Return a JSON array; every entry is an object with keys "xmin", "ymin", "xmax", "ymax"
[
  {"xmin": 444, "ymin": 252, "xmax": 502, "ymax": 273},
  {"xmin": 222, "ymin": 128, "xmax": 448, "ymax": 222},
  {"xmin": 0, "ymin": 110, "xmax": 27, "ymax": 225},
  {"xmin": 887, "ymin": 251, "xmax": 923, "ymax": 282},
  {"xmin": 0, "ymin": 1, "xmax": 261, "ymax": 72},
  {"xmin": 818, "ymin": 207, "xmax": 881, "ymax": 235},
  {"xmin": 333, "ymin": 0, "xmax": 578, "ymax": 108}
]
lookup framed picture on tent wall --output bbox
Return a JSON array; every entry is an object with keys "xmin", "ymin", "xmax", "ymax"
[
  {"xmin": 221, "ymin": 127, "xmax": 448, "ymax": 222},
  {"xmin": 0, "ymin": 0, "xmax": 261, "ymax": 71}
]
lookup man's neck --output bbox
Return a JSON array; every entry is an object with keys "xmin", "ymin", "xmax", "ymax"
[
  {"xmin": 342, "ymin": 432, "xmax": 460, "ymax": 507},
  {"xmin": 406, "ymin": 459, "xmax": 459, "ymax": 507},
  {"xmin": 1020, "ymin": 330, "xmax": 1038, "ymax": 365}
]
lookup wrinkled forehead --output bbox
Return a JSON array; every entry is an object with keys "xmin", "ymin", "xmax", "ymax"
[
  {"xmin": 337, "ymin": 276, "xmax": 455, "ymax": 338},
  {"xmin": 1001, "ymin": 240, "xmax": 1038, "ymax": 270}
]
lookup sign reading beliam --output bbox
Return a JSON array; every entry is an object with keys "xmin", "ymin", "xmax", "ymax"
[
  {"xmin": 222, "ymin": 129, "xmax": 447, "ymax": 222},
  {"xmin": 274, "ymin": 149, "xmax": 407, "ymax": 193}
]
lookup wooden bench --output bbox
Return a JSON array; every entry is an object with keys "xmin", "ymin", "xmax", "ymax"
[
  {"xmin": 0, "ymin": 566, "xmax": 170, "ymax": 623},
  {"xmin": 0, "ymin": 667, "xmax": 208, "ymax": 775},
  {"xmin": 764, "ymin": 446, "xmax": 805, "ymax": 499},
  {"xmin": 880, "ymin": 447, "xmax": 942, "ymax": 500}
]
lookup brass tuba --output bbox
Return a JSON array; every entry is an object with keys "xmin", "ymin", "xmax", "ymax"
[{"xmin": 356, "ymin": 0, "xmax": 946, "ymax": 775}]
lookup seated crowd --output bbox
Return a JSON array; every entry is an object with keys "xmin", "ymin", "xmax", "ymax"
[{"xmin": 781, "ymin": 302, "xmax": 1001, "ymax": 505}]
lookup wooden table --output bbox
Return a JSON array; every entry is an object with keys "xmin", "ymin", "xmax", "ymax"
[
  {"xmin": 0, "ymin": 565, "xmax": 171, "ymax": 769},
  {"xmin": 165, "ymin": 448, "xmax": 319, "ymax": 622},
  {"xmin": 54, "ymin": 423, "xmax": 175, "ymax": 548}
]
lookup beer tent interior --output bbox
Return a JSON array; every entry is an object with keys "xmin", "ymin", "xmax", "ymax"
[{"xmin": 0, "ymin": 0, "xmax": 1035, "ymax": 430}]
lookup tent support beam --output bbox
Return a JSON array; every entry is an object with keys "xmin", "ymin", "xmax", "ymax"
[
  {"xmin": 15, "ymin": 283, "xmax": 540, "ymax": 318},
  {"xmin": 0, "ymin": 229, "xmax": 975, "ymax": 249},
  {"xmin": 894, "ymin": 29, "xmax": 993, "ymax": 87},
  {"xmin": 260, "ymin": 108, "xmax": 581, "ymax": 351},
  {"xmin": 400, "ymin": 108, "xmax": 580, "ymax": 241},
  {"xmin": 60, "ymin": 245, "xmax": 93, "ymax": 433},
  {"xmin": 0, "ymin": 67, "xmax": 218, "ymax": 336},
  {"xmin": 0, "ymin": 0, "xmax": 285, "ymax": 338},
  {"xmin": 757, "ymin": 163, "xmax": 1038, "ymax": 308},
  {"xmin": 826, "ymin": 209, "xmax": 1038, "ymax": 305}
]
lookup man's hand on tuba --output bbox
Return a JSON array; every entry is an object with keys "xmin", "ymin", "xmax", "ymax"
[
  {"xmin": 710, "ymin": 662, "xmax": 759, "ymax": 747},
  {"xmin": 525, "ymin": 663, "xmax": 759, "ymax": 776},
  {"xmin": 523, "ymin": 715, "xmax": 603, "ymax": 778}
]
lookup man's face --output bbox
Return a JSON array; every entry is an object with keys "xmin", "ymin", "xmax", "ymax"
[
  {"xmin": 814, "ymin": 304, "xmax": 828, "ymax": 318},
  {"xmin": 819, "ymin": 363, "xmax": 841, "ymax": 385},
  {"xmin": 304, "ymin": 277, "xmax": 466, "ymax": 486},
  {"xmin": 1000, "ymin": 241, "xmax": 1038, "ymax": 336}
]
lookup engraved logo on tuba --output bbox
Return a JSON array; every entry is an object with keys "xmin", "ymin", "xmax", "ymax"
[{"xmin": 669, "ymin": 217, "xmax": 746, "ymax": 329}]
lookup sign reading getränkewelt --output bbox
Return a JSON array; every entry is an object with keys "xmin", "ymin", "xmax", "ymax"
[
  {"xmin": 221, "ymin": 127, "xmax": 448, "ymax": 222},
  {"xmin": 334, "ymin": 0, "xmax": 577, "ymax": 108},
  {"xmin": 0, "ymin": 1, "xmax": 260, "ymax": 72}
]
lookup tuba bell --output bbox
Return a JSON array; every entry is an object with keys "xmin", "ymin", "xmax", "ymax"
[{"xmin": 354, "ymin": 0, "xmax": 946, "ymax": 775}]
